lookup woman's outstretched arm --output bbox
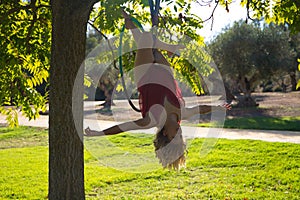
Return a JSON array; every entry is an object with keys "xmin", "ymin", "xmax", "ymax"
[
  {"xmin": 84, "ymin": 115, "xmax": 157, "ymax": 137},
  {"xmin": 181, "ymin": 103, "xmax": 231, "ymax": 120}
]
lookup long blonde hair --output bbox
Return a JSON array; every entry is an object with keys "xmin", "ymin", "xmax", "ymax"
[{"xmin": 153, "ymin": 127, "xmax": 186, "ymax": 170}]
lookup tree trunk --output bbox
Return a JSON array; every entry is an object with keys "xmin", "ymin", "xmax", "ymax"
[
  {"xmin": 98, "ymin": 86, "xmax": 113, "ymax": 115},
  {"xmin": 290, "ymin": 72, "xmax": 297, "ymax": 91},
  {"xmin": 236, "ymin": 75, "xmax": 258, "ymax": 107},
  {"xmin": 49, "ymin": 1, "xmax": 95, "ymax": 199},
  {"xmin": 99, "ymin": 81, "xmax": 114, "ymax": 110},
  {"xmin": 218, "ymin": 84, "xmax": 236, "ymax": 103},
  {"xmin": 103, "ymin": 88, "xmax": 114, "ymax": 108}
]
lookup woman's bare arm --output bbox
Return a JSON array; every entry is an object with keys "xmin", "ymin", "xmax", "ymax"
[
  {"xmin": 181, "ymin": 103, "xmax": 231, "ymax": 120},
  {"xmin": 84, "ymin": 115, "xmax": 157, "ymax": 137}
]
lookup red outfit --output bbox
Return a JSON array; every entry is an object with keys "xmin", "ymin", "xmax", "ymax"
[{"xmin": 137, "ymin": 65, "xmax": 185, "ymax": 122}]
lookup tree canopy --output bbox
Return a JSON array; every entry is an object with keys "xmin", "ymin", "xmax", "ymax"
[
  {"xmin": 212, "ymin": 0, "xmax": 300, "ymax": 33},
  {"xmin": 208, "ymin": 21, "xmax": 298, "ymax": 106},
  {"xmin": 0, "ymin": 0, "xmax": 51, "ymax": 126}
]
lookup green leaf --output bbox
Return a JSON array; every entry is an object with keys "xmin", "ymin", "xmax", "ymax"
[
  {"xmin": 0, "ymin": 107, "xmax": 19, "ymax": 127},
  {"xmin": 297, "ymin": 80, "xmax": 300, "ymax": 90}
]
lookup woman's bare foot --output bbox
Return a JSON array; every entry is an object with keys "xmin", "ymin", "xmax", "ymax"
[
  {"xmin": 165, "ymin": 44, "xmax": 185, "ymax": 57},
  {"xmin": 121, "ymin": 10, "xmax": 137, "ymax": 30},
  {"xmin": 121, "ymin": 9, "xmax": 130, "ymax": 19}
]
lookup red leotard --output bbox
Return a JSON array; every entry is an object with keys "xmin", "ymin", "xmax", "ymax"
[{"xmin": 137, "ymin": 64, "xmax": 185, "ymax": 122}]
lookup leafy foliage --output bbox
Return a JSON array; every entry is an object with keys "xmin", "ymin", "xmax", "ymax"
[
  {"xmin": 0, "ymin": 0, "xmax": 51, "ymax": 126},
  {"xmin": 232, "ymin": 0, "xmax": 300, "ymax": 33},
  {"xmin": 208, "ymin": 21, "xmax": 297, "ymax": 96},
  {"xmin": 268, "ymin": 0, "xmax": 300, "ymax": 33}
]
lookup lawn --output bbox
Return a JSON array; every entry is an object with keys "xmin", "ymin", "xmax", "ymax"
[
  {"xmin": 1, "ymin": 126, "xmax": 300, "ymax": 199},
  {"xmin": 197, "ymin": 116, "xmax": 300, "ymax": 131}
]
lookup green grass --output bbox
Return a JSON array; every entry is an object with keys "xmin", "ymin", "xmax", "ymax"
[
  {"xmin": 0, "ymin": 127, "xmax": 48, "ymax": 199},
  {"xmin": 198, "ymin": 116, "xmax": 300, "ymax": 131},
  {"xmin": 1, "ymin": 126, "xmax": 300, "ymax": 199},
  {"xmin": 0, "ymin": 126, "xmax": 48, "ymax": 149}
]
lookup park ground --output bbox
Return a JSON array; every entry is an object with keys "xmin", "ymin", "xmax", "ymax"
[
  {"xmin": 93, "ymin": 91, "xmax": 300, "ymax": 120},
  {"xmin": 0, "ymin": 92, "xmax": 300, "ymax": 199}
]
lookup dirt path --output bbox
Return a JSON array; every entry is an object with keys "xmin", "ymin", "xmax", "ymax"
[{"xmin": 228, "ymin": 92, "xmax": 300, "ymax": 117}]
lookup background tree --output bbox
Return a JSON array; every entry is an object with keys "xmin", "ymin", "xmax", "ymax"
[
  {"xmin": 208, "ymin": 21, "xmax": 259, "ymax": 106},
  {"xmin": 254, "ymin": 23, "xmax": 297, "ymax": 93},
  {"xmin": 203, "ymin": 0, "xmax": 300, "ymax": 90},
  {"xmin": 208, "ymin": 21, "xmax": 296, "ymax": 107},
  {"xmin": 86, "ymin": 28, "xmax": 103, "ymax": 55}
]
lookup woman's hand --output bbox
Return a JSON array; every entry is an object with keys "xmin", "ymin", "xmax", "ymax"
[
  {"xmin": 220, "ymin": 103, "xmax": 232, "ymax": 110},
  {"xmin": 84, "ymin": 127, "xmax": 105, "ymax": 137}
]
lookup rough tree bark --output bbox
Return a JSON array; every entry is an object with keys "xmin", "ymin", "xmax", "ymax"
[
  {"xmin": 98, "ymin": 80, "xmax": 117, "ymax": 114},
  {"xmin": 290, "ymin": 72, "xmax": 298, "ymax": 91},
  {"xmin": 236, "ymin": 75, "xmax": 258, "ymax": 107},
  {"xmin": 49, "ymin": 0, "xmax": 96, "ymax": 199}
]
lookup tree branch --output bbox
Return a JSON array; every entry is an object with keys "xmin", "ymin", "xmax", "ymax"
[
  {"xmin": 25, "ymin": 10, "xmax": 38, "ymax": 51},
  {"xmin": 199, "ymin": 0, "xmax": 219, "ymax": 30},
  {"xmin": 246, "ymin": 0, "xmax": 255, "ymax": 22},
  {"xmin": 87, "ymin": 21, "xmax": 108, "ymax": 42},
  {"xmin": 195, "ymin": 0, "xmax": 214, "ymax": 7},
  {"xmin": 0, "ymin": 4, "xmax": 30, "ymax": 21}
]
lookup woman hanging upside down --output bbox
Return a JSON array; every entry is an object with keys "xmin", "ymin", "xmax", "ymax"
[{"xmin": 85, "ymin": 10, "xmax": 231, "ymax": 170}]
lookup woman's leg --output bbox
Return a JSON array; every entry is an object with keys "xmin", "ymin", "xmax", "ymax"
[
  {"xmin": 122, "ymin": 10, "xmax": 184, "ymax": 60},
  {"xmin": 135, "ymin": 33, "xmax": 155, "ymax": 66},
  {"xmin": 152, "ymin": 50, "xmax": 171, "ymax": 66},
  {"xmin": 122, "ymin": 10, "xmax": 142, "ymax": 42},
  {"xmin": 134, "ymin": 38, "xmax": 182, "ymax": 67},
  {"xmin": 122, "ymin": 10, "xmax": 184, "ymax": 89},
  {"xmin": 154, "ymin": 40, "xmax": 185, "ymax": 56}
]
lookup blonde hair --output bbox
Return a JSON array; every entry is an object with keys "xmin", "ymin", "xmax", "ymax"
[{"xmin": 153, "ymin": 127, "xmax": 186, "ymax": 170}]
